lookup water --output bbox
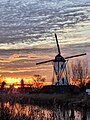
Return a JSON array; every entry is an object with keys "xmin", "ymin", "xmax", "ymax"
[{"xmin": 0, "ymin": 102, "xmax": 90, "ymax": 120}]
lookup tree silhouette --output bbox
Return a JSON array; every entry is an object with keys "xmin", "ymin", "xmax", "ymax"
[
  {"xmin": 68, "ymin": 59, "xmax": 88, "ymax": 86},
  {"xmin": 32, "ymin": 75, "xmax": 45, "ymax": 88},
  {"xmin": 21, "ymin": 79, "xmax": 24, "ymax": 88},
  {"xmin": 1, "ymin": 81, "xmax": 6, "ymax": 90}
]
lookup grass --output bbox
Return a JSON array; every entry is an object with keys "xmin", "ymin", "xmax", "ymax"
[{"xmin": 0, "ymin": 91, "xmax": 90, "ymax": 107}]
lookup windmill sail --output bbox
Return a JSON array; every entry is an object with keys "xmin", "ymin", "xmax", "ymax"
[
  {"xmin": 65, "ymin": 53, "xmax": 86, "ymax": 59},
  {"xmin": 36, "ymin": 53, "xmax": 86, "ymax": 65},
  {"xmin": 36, "ymin": 59, "xmax": 54, "ymax": 65},
  {"xmin": 55, "ymin": 33, "xmax": 61, "ymax": 55}
]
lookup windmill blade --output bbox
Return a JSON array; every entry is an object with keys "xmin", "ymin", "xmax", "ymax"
[
  {"xmin": 36, "ymin": 59, "xmax": 54, "ymax": 65},
  {"xmin": 55, "ymin": 33, "xmax": 61, "ymax": 55},
  {"xmin": 65, "ymin": 53, "xmax": 86, "ymax": 59}
]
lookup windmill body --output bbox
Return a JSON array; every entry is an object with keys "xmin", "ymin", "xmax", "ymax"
[
  {"xmin": 52, "ymin": 54, "xmax": 68, "ymax": 85},
  {"xmin": 36, "ymin": 34, "xmax": 86, "ymax": 86}
]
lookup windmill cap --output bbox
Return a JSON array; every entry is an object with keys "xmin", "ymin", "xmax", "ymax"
[{"xmin": 55, "ymin": 54, "xmax": 66, "ymax": 62}]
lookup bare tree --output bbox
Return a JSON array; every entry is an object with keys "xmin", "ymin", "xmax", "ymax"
[
  {"xmin": 32, "ymin": 75, "xmax": 45, "ymax": 88},
  {"xmin": 68, "ymin": 59, "xmax": 88, "ymax": 86}
]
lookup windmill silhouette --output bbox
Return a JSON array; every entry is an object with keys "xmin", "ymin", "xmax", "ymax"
[{"xmin": 36, "ymin": 33, "xmax": 86, "ymax": 85}]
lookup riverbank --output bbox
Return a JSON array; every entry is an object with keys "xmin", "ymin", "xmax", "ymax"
[{"xmin": 0, "ymin": 92, "xmax": 90, "ymax": 109}]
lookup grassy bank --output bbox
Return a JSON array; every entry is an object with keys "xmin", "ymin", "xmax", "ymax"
[{"xmin": 0, "ymin": 92, "xmax": 90, "ymax": 108}]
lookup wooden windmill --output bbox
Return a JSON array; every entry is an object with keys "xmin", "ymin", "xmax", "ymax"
[{"xmin": 36, "ymin": 34, "xmax": 86, "ymax": 85}]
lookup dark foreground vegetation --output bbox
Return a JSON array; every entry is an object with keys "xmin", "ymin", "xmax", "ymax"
[
  {"xmin": 0, "ymin": 93, "xmax": 89, "ymax": 120},
  {"xmin": 0, "ymin": 85, "xmax": 90, "ymax": 120},
  {"xmin": 0, "ymin": 85, "xmax": 90, "ymax": 107}
]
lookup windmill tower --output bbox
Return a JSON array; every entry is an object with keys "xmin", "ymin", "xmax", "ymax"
[{"xmin": 36, "ymin": 33, "xmax": 86, "ymax": 86}]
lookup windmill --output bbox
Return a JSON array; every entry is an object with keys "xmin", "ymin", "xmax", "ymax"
[{"xmin": 36, "ymin": 33, "xmax": 86, "ymax": 85}]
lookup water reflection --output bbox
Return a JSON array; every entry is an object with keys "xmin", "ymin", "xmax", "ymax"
[{"xmin": 0, "ymin": 102, "xmax": 90, "ymax": 120}]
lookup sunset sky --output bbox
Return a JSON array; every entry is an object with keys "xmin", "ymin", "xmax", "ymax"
[{"xmin": 0, "ymin": 0, "xmax": 90, "ymax": 84}]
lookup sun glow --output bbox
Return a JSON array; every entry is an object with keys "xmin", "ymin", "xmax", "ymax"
[
  {"xmin": 2, "ymin": 77, "xmax": 20, "ymax": 85},
  {"xmin": 0, "ymin": 74, "xmax": 89, "ymax": 88},
  {"xmin": 14, "ymin": 85, "xmax": 19, "ymax": 89}
]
